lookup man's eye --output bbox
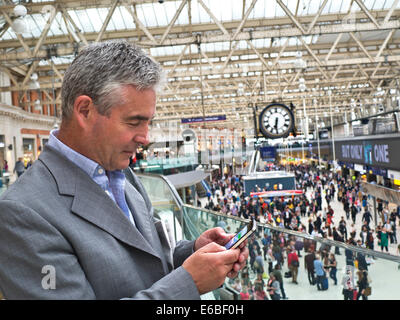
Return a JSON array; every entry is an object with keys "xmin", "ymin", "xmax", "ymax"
[{"xmin": 128, "ymin": 122, "xmax": 140, "ymax": 127}]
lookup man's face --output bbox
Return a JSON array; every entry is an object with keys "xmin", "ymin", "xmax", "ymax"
[{"xmin": 88, "ymin": 85, "xmax": 156, "ymax": 171}]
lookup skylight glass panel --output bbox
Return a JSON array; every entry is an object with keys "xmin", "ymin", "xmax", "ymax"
[
  {"xmin": 25, "ymin": 14, "xmax": 43, "ymax": 38},
  {"xmin": 237, "ymin": 40, "xmax": 247, "ymax": 50},
  {"xmin": 205, "ymin": 0, "xmax": 231, "ymax": 22},
  {"xmin": 110, "ymin": 7, "xmax": 126, "ymax": 30},
  {"xmin": 119, "ymin": 7, "xmax": 135, "ymax": 29},
  {"xmin": 251, "ymin": 0, "xmax": 264, "ymax": 19},
  {"xmin": 252, "ymin": 38, "xmax": 266, "ymax": 48},
  {"xmin": 0, "ymin": 29, "xmax": 15, "ymax": 40},
  {"xmin": 96, "ymin": 7, "xmax": 116, "ymax": 31},
  {"xmin": 286, "ymin": 0, "xmax": 298, "ymax": 14},
  {"xmin": 175, "ymin": 1, "xmax": 189, "ymax": 25},
  {"xmin": 67, "ymin": 10, "xmax": 84, "ymax": 32},
  {"xmin": 263, "ymin": 1, "xmax": 277, "ymax": 18},
  {"xmin": 339, "ymin": 0, "xmax": 351, "ymax": 13},
  {"xmin": 383, "ymin": 0, "xmax": 395, "ymax": 9},
  {"xmin": 84, "ymin": 8, "xmax": 104, "ymax": 32},
  {"xmin": 38, "ymin": 60, "xmax": 49, "ymax": 66},
  {"xmin": 74, "ymin": 10, "xmax": 94, "ymax": 33},
  {"xmin": 160, "ymin": 0, "xmax": 183, "ymax": 26},
  {"xmin": 363, "ymin": 0, "xmax": 376, "ymax": 11},
  {"xmin": 231, "ymin": 0, "xmax": 243, "ymax": 20},
  {"xmin": 322, "ymin": 0, "xmax": 333, "ymax": 14},
  {"xmin": 307, "ymin": 0, "xmax": 321, "ymax": 15},
  {"xmin": 137, "ymin": 3, "xmax": 155, "ymax": 28},
  {"xmin": 288, "ymin": 37, "xmax": 298, "ymax": 47},
  {"xmin": 275, "ymin": 2, "xmax": 286, "ymax": 17},
  {"xmin": 329, "ymin": 0, "xmax": 342, "ymax": 13},
  {"xmin": 51, "ymin": 12, "xmax": 68, "ymax": 36},
  {"xmin": 372, "ymin": 0, "xmax": 381, "ymax": 10}
]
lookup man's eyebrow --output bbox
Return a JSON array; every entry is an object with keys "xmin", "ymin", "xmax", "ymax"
[{"xmin": 124, "ymin": 115, "xmax": 154, "ymax": 121}]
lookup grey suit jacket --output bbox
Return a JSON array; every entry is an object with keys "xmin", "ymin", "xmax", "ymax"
[{"xmin": 0, "ymin": 146, "xmax": 200, "ymax": 299}]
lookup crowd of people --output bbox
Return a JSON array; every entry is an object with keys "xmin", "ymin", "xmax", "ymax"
[{"xmin": 203, "ymin": 163, "xmax": 400, "ymax": 300}]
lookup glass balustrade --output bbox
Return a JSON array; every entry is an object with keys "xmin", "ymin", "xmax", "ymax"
[
  {"xmin": 182, "ymin": 204, "xmax": 400, "ymax": 300},
  {"xmin": 137, "ymin": 173, "xmax": 184, "ymax": 242}
]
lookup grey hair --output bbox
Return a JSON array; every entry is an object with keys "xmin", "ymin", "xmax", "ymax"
[{"xmin": 61, "ymin": 40, "xmax": 165, "ymax": 120}]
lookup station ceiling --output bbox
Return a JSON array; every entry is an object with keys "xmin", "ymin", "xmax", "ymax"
[{"xmin": 1, "ymin": 0, "xmax": 400, "ymax": 132}]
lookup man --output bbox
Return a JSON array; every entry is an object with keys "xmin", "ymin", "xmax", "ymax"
[
  {"xmin": 362, "ymin": 209, "xmax": 373, "ymax": 227},
  {"xmin": 0, "ymin": 41, "xmax": 248, "ymax": 299},
  {"xmin": 332, "ymin": 226, "xmax": 343, "ymax": 255},
  {"xmin": 13, "ymin": 157, "xmax": 24, "ymax": 177},
  {"xmin": 313, "ymin": 254, "xmax": 325, "ymax": 291},
  {"xmin": 304, "ymin": 249, "xmax": 316, "ymax": 285},
  {"xmin": 271, "ymin": 263, "xmax": 287, "ymax": 299}
]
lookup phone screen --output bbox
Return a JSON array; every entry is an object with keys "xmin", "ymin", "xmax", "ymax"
[{"xmin": 224, "ymin": 225, "xmax": 248, "ymax": 249}]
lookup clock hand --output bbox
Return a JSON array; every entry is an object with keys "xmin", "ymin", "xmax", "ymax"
[{"xmin": 274, "ymin": 117, "xmax": 279, "ymax": 130}]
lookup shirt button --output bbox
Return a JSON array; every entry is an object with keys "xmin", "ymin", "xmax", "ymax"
[{"xmin": 98, "ymin": 168, "xmax": 104, "ymax": 175}]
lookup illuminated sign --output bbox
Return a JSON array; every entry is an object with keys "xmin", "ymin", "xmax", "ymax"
[{"xmin": 335, "ymin": 138, "xmax": 400, "ymax": 171}]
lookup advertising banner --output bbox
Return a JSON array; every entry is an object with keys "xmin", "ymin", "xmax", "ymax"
[{"xmin": 335, "ymin": 137, "xmax": 400, "ymax": 171}]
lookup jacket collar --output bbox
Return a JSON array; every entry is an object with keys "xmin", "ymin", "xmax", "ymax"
[{"xmin": 38, "ymin": 145, "xmax": 161, "ymax": 259}]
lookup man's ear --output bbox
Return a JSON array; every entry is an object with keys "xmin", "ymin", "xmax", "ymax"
[{"xmin": 73, "ymin": 95, "xmax": 96, "ymax": 128}]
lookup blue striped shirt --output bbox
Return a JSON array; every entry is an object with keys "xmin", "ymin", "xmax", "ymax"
[{"xmin": 48, "ymin": 129, "xmax": 135, "ymax": 226}]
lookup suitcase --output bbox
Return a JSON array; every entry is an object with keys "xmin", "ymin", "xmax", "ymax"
[
  {"xmin": 321, "ymin": 277, "xmax": 329, "ymax": 290},
  {"xmin": 353, "ymin": 289, "xmax": 358, "ymax": 300}
]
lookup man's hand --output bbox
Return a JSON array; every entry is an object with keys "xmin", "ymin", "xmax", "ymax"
[
  {"xmin": 194, "ymin": 227, "xmax": 249, "ymax": 280},
  {"xmin": 194, "ymin": 227, "xmax": 231, "ymax": 251},
  {"xmin": 182, "ymin": 242, "xmax": 240, "ymax": 294}
]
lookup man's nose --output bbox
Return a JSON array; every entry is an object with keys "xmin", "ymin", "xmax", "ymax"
[{"xmin": 135, "ymin": 127, "xmax": 150, "ymax": 146}]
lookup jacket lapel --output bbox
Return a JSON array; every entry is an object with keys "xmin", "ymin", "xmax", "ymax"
[
  {"xmin": 124, "ymin": 182, "xmax": 155, "ymax": 247},
  {"xmin": 39, "ymin": 146, "xmax": 160, "ymax": 259}
]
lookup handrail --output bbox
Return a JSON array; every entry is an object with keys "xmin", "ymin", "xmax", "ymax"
[{"xmin": 183, "ymin": 204, "xmax": 400, "ymax": 264}]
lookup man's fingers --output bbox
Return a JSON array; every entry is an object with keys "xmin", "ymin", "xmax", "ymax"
[
  {"xmin": 220, "ymin": 248, "xmax": 241, "ymax": 265},
  {"xmin": 198, "ymin": 241, "xmax": 226, "ymax": 253}
]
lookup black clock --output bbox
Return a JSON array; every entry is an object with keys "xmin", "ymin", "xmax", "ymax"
[{"xmin": 259, "ymin": 103, "xmax": 295, "ymax": 139}]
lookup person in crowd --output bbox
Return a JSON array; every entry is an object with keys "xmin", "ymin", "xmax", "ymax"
[
  {"xmin": 13, "ymin": 157, "xmax": 24, "ymax": 178},
  {"xmin": 232, "ymin": 277, "xmax": 242, "ymax": 293},
  {"xmin": 313, "ymin": 254, "xmax": 325, "ymax": 291},
  {"xmin": 239, "ymin": 285, "xmax": 250, "ymax": 300},
  {"xmin": 0, "ymin": 40, "xmax": 248, "ymax": 299},
  {"xmin": 341, "ymin": 268, "xmax": 355, "ymax": 300},
  {"xmin": 379, "ymin": 228, "xmax": 389, "ymax": 252},
  {"xmin": 362, "ymin": 209, "xmax": 373, "ymax": 227},
  {"xmin": 356, "ymin": 270, "xmax": 370, "ymax": 300},
  {"xmin": 3, "ymin": 160, "xmax": 8, "ymax": 172},
  {"xmin": 304, "ymin": 248, "xmax": 316, "ymax": 285},
  {"xmin": 254, "ymin": 282, "xmax": 267, "ymax": 300},
  {"xmin": 287, "ymin": 248, "xmax": 299, "ymax": 284},
  {"xmin": 271, "ymin": 263, "xmax": 287, "ymax": 300},
  {"xmin": 266, "ymin": 273, "xmax": 281, "ymax": 300},
  {"xmin": 328, "ymin": 253, "xmax": 337, "ymax": 285}
]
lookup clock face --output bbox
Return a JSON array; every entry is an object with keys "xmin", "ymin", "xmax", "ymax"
[{"xmin": 259, "ymin": 103, "xmax": 294, "ymax": 139}]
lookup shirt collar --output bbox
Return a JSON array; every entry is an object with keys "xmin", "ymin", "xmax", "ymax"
[{"xmin": 48, "ymin": 129, "xmax": 120, "ymax": 179}]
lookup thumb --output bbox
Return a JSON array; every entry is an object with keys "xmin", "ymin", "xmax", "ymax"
[
  {"xmin": 217, "ymin": 247, "xmax": 241, "ymax": 265},
  {"xmin": 197, "ymin": 241, "xmax": 226, "ymax": 254}
]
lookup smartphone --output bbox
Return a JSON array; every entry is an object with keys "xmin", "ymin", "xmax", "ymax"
[{"xmin": 224, "ymin": 219, "xmax": 256, "ymax": 250}]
